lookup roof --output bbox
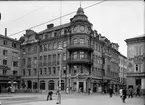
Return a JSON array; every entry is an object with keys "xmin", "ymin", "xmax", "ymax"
[
  {"xmin": 125, "ymin": 34, "xmax": 145, "ymax": 43},
  {"xmin": 0, "ymin": 34, "xmax": 20, "ymax": 43},
  {"xmin": 39, "ymin": 23, "xmax": 70, "ymax": 34}
]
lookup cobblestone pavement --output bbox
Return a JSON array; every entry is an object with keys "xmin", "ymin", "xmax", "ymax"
[{"xmin": 0, "ymin": 93, "xmax": 144, "ymax": 105}]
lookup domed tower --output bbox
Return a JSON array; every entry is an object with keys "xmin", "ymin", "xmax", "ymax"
[{"xmin": 67, "ymin": 7, "xmax": 94, "ymax": 93}]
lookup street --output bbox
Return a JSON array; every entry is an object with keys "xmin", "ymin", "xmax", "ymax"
[{"xmin": 0, "ymin": 93, "xmax": 144, "ymax": 105}]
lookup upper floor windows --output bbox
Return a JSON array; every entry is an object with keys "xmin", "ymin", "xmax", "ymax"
[
  {"xmin": 73, "ymin": 39, "xmax": 78, "ymax": 45},
  {"xmin": 3, "ymin": 50, "xmax": 8, "ymax": 56},
  {"xmin": 3, "ymin": 60, "xmax": 7, "ymax": 65},
  {"xmin": 12, "ymin": 42, "xmax": 17, "ymax": 48},
  {"xmin": 80, "ymin": 38, "xmax": 85, "ymax": 45},
  {"xmin": 3, "ymin": 40, "xmax": 7, "ymax": 46}
]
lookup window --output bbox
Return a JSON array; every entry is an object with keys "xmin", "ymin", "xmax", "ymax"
[
  {"xmin": 34, "ymin": 68, "xmax": 37, "ymax": 75},
  {"xmin": 73, "ymin": 39, "xmax": 78, "ymax": 45},
  {"xmin": 34, "ymin": 46, "xmax": 37, "ymax": 53},
  {"xmin": 44, "ymin": 68, "xmax": 47, "ymax": 74},
  {"xmin": 33, "ymin": 57, "xmax": 37, "ymax": 65},
  {"xmin": 44, "ymin": 44, "xmax": 47, "ymax": 51},
  {"xmin": 13, "ymin": 61, "xmax": 18, "ymax": 67},
  {"xmin": 28, "ymin": 69, "xmax": 31, "ymax": 75},
  {"xmin": 73, "ymin": 52, "xmax": 77, "ymax": 59},
  {"xmin": 48, "ymin": 67, "xmax": 51, "ymax": 74},
  {"xmin": 40, "ymin": 80, "xmax": 45, "ymax": 90},
  {"xmin": 13, "ymin": 70, "xmax": 17, "ymax": 76},
  {"xmin": 80, "ymin": 38, "xmax": 85, "ymax": 45},
  {"xmin": 53, "ymin": 54, "xmax": 56, "ymax": 62},
  {"xmin": 53, "ymin": 42, "xmax": 57, "ymax": 49},
  {"xmin": 28, "ymin": 47, "xmax": 31, "ymax": 52},
  {"xmin": 3, "ymin": 50, "xmax": 8, "ymax": 56},
  {"xmin": 48, "ymin": 43, "xmax": 51, "ymax": 50},
  {"xmin": 3, "ymin": 40, "xmax": 7, "ymax": 45},
  {"xmin": 58, "ymin": 41, "xmax": 62, "ymax": 48},
  {"xmin": 80, "ymin": 52, "xmax": 84, "ymax": 59},
  {"xmin": 40, "ymin": 68, "xmax": 42, "ymax": 75},
  {"xmin": 44, "ymin": 55, "xmax": 47, "ymax": 66},
  {"xmin": 48, "ymin": 80, "xmax": 55, "ymax": 90},
  {"xmin": 3, "ymin": 70, "xmax": 7, "ymax": 75},
  {"xmin": 136, "ymin": 64, "xmax": 139, "ymax": 72},
  {"xmin": 53, "ymin": 67, "xmax": 56, "ymax": 74},
  {"xmin": 63, "ymin": 53, "xmax": 66, "ymax": 61},
  {"xmin": 48, "ymin": 55, "xmax": 51, "ymax": 63},
  {"xmin": 23, "ymin": 69, "xmax": 25, "ymax": 76},
  {"xmin": 63, "ymin": 41, "xmax": 67, "ymax": 48},
  {"xmin": 3, "ymin": 60, "xmax": 7, "ymax": 65},
  {"xmin": 12, "ymin": 42, "xmax": 17, "ymax": 48}
]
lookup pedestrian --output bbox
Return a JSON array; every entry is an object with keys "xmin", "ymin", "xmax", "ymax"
[
  {"xmin": 56, "ymin": 90, "xmax": 61, "ymax": 104},
  {"xmin": 8, "ymin": 86, "xmax": 11, "ymax": 94},
  {"xmin": 108, "ymin": 87, "xmax": 113, "ymax": 97},
  {"xmin": 128, "ymin": 87, "xmax": 133, "ymax": 98},
  {"xmin": 88, "ymin": 88, "xmax": 91, "ymax": 95},
  {"xmin": 136, "ymin": 87, "xmax": 140, "ymax": 97},
  {"xmin": 122, "ymin": 87, "xmax": 127, "ymax": 103},
  {"xmin": 46, "ymin": 91, "xmax": 53, "ymax": 101},
  {"xmin": 119, "ymin": 87, "xmax": 123, "ymax": 98},
  {"xmin": 66, "ymin": 87, "xmax": 69, "ymax": 94}
]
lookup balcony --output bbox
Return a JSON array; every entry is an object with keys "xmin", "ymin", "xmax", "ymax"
[
  {"xmin": 67, "ymin": 58, "xmax": 93, "ymax": 65},
  {"xmin": 67, "ymin": 44, "xmax": 94, "ymax": 52}
]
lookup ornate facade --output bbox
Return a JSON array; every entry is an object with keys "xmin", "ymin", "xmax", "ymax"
[
  {"xmin": 125, "ymin": 34, "xmax": 145, "ymax": 94},
  {"xmin": 20, "ymin": 7, "xmax": 120, "ymax": 93}
]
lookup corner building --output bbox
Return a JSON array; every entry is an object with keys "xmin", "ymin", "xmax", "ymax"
[
  {"xmin": 20, "ymin": 7, "xmax": 120, "ymax": 93},
  {"xmin": 125, "ymin": 35, "xmax": 145, "ymax": 94}
]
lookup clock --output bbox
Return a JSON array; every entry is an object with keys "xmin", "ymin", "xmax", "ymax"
[{"xmin": 80, "ymin": 26, "xmax": 85, "ymax": 32}]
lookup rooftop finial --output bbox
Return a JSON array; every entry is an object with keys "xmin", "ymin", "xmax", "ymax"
[{"xmin": 80, "ymin": 0, "xmax": 81, "ymax": 7}]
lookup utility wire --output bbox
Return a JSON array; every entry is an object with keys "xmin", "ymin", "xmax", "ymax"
[
  {"xmin": 7, "ymin": 3, "xmax": 50, "ymax": 24},
  {"xmin": 8, "ymin": 0, "xmax": 106, "ymax": 37}
]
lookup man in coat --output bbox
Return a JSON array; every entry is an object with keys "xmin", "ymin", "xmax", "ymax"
[{"xmin": 122, "ymin": 87, "xmax": 127, "ymax": 103}]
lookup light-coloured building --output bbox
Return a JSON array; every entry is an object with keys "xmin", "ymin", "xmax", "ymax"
[
  {"xmin": 0, "ymin": 33, "xmax": 21, "ymax": 89},
  {"xmin": 125, "ymin": 34, "xmax": 145, "ymax": 94},
  {"xmin": 19, "ymin": 7, "xmax": 121, "ymax": 93},
  {"xmin": 119, "ymin": 54, "xmax": 127, "ymax": 87}
]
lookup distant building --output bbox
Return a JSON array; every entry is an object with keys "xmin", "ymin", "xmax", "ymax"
[
  {"xmin": 125, "ymin": 34, "xmax": 145, "ymax": 94},
  {"xmin": 19, "ymin": 7, "xmax": 121, "ymax": 93},
  {"xmin": 0, "ymin": 33, "xmax": 21, "ymax": 89},
  {"xmin": 119, "ymin": 54, "xmax": 127, "ymax": 87}
]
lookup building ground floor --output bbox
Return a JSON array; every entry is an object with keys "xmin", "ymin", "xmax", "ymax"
[
  {"xmin": 22, "ymin": 75, "xmax": 121, "ymax": 94},
  {"xmin": 126, "ymin": 73, "xmax": 145, "ymax": 95}
]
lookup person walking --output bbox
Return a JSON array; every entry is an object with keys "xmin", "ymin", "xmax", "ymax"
[
  {"xmin": 128, "ymin": 87, "xmax": 133, "ymax": 98},
  {"xmin": 136, "ymin": 87, "xmax": 140, "ymax": 97},
  {"xmin": 122, "ymin": 87, "xmax": 127, "ymax": 103},
  {"xmin": 46, "ymin": 91, "xmax": 53, "ymax": 101},
  {"xmin": 119, "ymin": 87, "xmax": 123, "ymax": 98},
  {"xmin": 66, "ymin": 87, "xmax": 69, "ymax": 94},
  {"xmin": 88, "ymin": 88, "xmax": 91, "ymax": 95},
  {"xmin": 108, "ymin": 87, "xmax": 113, "ymax": 97}
]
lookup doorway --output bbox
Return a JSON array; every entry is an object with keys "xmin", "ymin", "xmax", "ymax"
[{"xmin": 79, "ymin": 82, "xmax": 84, "ymax": 92}]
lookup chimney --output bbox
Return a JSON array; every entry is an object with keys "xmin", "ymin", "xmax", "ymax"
[
  {"xmin": 5, "ymin": 28, "xmax": 7, "ymax": 36},
  {"xmin": 47, "ymin": 24, "xmax": 54, "ymax": 29}
]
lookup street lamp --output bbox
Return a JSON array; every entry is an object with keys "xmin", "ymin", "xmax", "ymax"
[{"xmin": 56, "ymin": 46, "xmax": 63, "ymax": 104}]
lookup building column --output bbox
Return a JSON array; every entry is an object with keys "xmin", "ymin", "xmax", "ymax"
[
  {"xmin": 76, "ymin": 81, "xmax": 79, "ymax": 92},
  {"xmin": 141, "ymin": 78, "xmax": 145, "ymax": 95},
  {"xmin": 84, "ymin": 81, "xmax": 86, "ymax": 93}
]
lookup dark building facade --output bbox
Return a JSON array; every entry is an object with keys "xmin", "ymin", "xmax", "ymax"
[{"xmin": 20, "ymin": 7, "xmax": 120, "ymax": 93}]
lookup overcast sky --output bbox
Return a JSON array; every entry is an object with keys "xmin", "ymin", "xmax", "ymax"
[{"xmin": 0, "ymin": 1, "xmax": 144, "ymax": 56}]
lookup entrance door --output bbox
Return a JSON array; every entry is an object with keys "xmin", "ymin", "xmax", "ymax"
[{"xmin": 79, "ymin": 82, "xmax": 84, "ymax": 92}]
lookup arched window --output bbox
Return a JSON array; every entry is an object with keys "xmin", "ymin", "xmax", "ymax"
[
  {"xmin": 48, "ymin": 80, "xmax": 55, "ymax": 90},
  {"xmin": 40, "ymin": 80, "xmax": 45, "ymax": 90},
  {"xmin": 58, "ymin": 80, "xmax": 65, "ymax": 90}
]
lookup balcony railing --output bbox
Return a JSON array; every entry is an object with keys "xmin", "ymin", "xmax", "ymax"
[
  {"xmin": 67, "ymin": 58, "xmax": 93, "ymax": 65},
  {"xmin": 67, "ymin": 44, "xmax": 94, "ymax": 52}
]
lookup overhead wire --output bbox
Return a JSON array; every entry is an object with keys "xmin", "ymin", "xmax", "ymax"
[{"xmin": 8, "ymin": 0, "xmax": 107, "ymax": 37}]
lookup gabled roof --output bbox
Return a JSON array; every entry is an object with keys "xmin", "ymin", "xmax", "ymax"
[{"xmin": 39, "ymin": 23, "xmax": 70, "ymax": 34}]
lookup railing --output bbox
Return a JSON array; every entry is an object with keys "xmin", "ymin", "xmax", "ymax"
[
  {"xmin": 67, "ymin": 58, "xmax": 93, "ymax": 65},
  {"xmin": 67, "ymin": 44, "xmax": 94, "ymax": 51}
]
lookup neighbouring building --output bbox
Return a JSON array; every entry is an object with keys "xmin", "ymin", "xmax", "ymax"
[
  {"xmin": 119, "ymin": 53, "xmax": 127, "ymax": 87},
  {"xmin": 0, "ymin": 30, "xmax": 21, "ymax": 90},
  {"xmin": 19, "ymin": 7, "xmax": 121, "ymax": 93},
  {"xmin": 125, "ymin": 34, "xmax": 145, "ymax": 94}
]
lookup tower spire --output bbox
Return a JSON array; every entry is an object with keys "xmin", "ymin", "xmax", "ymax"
[{"xmin": 80, "ymin": 0, "xmax": 82, "ymax": 7}]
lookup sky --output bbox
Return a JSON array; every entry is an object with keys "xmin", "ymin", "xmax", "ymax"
[{"xmin": 0, "ymin": 1, "xmax": 144, "ymax": 57}]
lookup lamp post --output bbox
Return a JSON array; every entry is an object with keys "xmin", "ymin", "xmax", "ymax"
[{"xmin": 56, "ymin": 46, "xmax": 63, "ymax": 104}]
